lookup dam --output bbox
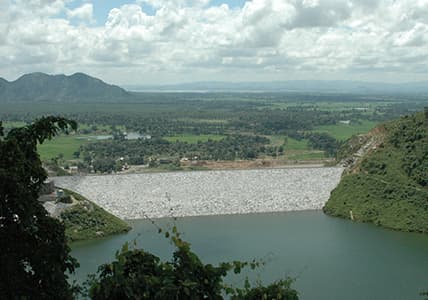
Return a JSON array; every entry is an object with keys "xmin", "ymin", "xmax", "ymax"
[{"xmin": 53, "ymin": 166, "xmax": 344, "ymax": 219}]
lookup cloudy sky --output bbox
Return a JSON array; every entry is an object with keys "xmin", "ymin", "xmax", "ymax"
[{"xmin": 1, "ymin": 0, "xmax": 428, "ymax": 85}]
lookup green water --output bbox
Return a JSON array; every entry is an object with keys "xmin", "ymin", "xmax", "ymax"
[{"xmin": 71, "ymin": 211, "xmax": 428, "ymax": 300}]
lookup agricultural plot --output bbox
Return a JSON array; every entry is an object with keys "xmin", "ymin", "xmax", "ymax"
[
  {"xmin": 314, "ymin": 120, "xmax": 378, "ymax": 141},
  {"xmin": 38, "ymin": 135, "xmax": 88, "ymax": 160}
]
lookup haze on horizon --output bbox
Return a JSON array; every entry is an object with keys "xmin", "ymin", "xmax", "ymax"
[{"xmin": 1, "ymin": 0, "xmax": 428, "ymax": 86}]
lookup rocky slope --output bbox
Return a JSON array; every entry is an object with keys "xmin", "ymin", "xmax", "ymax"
[{"xmin": 324, "ymin": 110, "xmax": 428, "ymax": 233}]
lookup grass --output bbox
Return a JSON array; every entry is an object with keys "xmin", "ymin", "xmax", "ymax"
[
  {"xmin": 1, "ymin": 121, "xmax": 28, "ymax": 128},
  {"xmin": 164, "ymin": 134, "xmax": 226, "ymax": 143},
  {"xmin": 271, "ymin": 101, "xmax": 397, "ymax": 112},
  {"xmin": 271, "ymin": 136, "xmax": 324, "ymax": 161},
  {"xmin": 287, "ymin": 151, "xmax": 325, "ymax": 161},
  {"xmin": 268, "ymin": 135, "xmax": 285, "ymax": 147},
  {"xmin": 38, "ymin": 135, "xmax": 88, "ymax": 160},
  {"xmin": 268, "ymin": 135, "xmax": 310, "ymax": 148},
  {"xmin": 284, "ymin": 137, "xmax": 309, "ymax": 150},
  {"xmin": 314, "ymin": 120, "xmax": 378, "ymax": 141},
  {"xmin": 61, "ymin": 189, "xmax": 131, "ymax": 242}
]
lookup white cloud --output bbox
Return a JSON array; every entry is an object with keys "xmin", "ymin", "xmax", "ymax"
[
  {"xmin": 1, "ymin": 0, "xmax": 428, "ymax": 84},
  {"xmin": 67, "ymin": 3, "xmax": 94, "ymax": 22}
]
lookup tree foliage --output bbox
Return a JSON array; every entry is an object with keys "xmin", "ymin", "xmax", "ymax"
[
  {"xmin": 0, "ymin": 117, "xmax": 78, "ymax": 299},
  {"xmin": 306, "ymin": 132, "xmax": 341, "ymax": 157},
  {"xmin": 88, "ymin": 229, "xmax": 298, "ymax": 300},
  {"xmin": 82, "ymin": 135, "xmax": 274, "ymax": 173}
]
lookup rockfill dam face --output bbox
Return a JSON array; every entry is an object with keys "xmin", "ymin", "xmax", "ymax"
[{"xmin": 53, "ymin": 167, "xmax": 344, "ymax": 219}]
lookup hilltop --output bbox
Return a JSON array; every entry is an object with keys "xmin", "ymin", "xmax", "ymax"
[
  {"xmin": 324, "ymin": 110, "xmax": 428, "ymax": 233},
  {"xmin": 0, "ymin": 72, "xmax": 132, "ymax": 103}
]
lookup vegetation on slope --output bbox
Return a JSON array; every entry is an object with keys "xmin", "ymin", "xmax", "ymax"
[
  {"xmin": 0, "ymin": 72, "xmax": 131, "ymax": 103},
  {"xmin": 324, "ymin": 110, "xmax": 428, "ymax": 233},
  {"xmin": 0, "ymin": 117, "xmax": 78, "ymax": 299},
  {"xmin": 60, "ymin": 189, "xmax": 131, "ymax": 242}
]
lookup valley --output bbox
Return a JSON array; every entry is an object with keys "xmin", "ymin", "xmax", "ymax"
[
  {"xmin": 3, "ymin": 1, "xmax": 428, "ymax": 298},
  {"xmin": 1, "ymin": 72, "xmax": 427, "ymax": 300}
]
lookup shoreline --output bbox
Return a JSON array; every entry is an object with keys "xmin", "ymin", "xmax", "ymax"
[{"xmin": 124, "ymin": 207, "xmax": 325, "ymax": 222}]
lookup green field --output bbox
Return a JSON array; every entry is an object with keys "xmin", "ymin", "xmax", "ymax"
[
  {"xmin": 315, "ymin": 120, "xmax": 378, "ymax": 141},
  {"xmin": 287, "ymin": 151, "xmax": 325, "ymax": 161},
  {"xmin": 38, "ymin": 135, "xmax": 89, "ymax": 160},
  {"xmin": 268, "ymin": 135, "xmax": 286, "ymax": 146},
  {"xmin": 35, "ymin": 121, "xmax": 376, "ymax": 163},
  {"xmin": 269, "ymin": 135, "xmax": 310, "ymax": 150},
  {"xmin": 284, "ymin": 137, "xmax": 309, "ymax": 150},
  {"xmin": 2, "ymin": 121, "xmax": 28, "ymax": 129},
  {"xmin": 164, "ymin": 134, "xmax": 226, "ymax": 143},
  {"xmin": 271, "ymin": 101, "xmax": 396, "ymax": 112},
  {"xmin": 3, "ymin": 93, "xmax": 422, "ymax": 168}
]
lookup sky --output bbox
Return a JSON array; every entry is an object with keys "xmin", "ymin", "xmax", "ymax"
[{"xmin": 1, "ymin": 0, "xmax": 428, "ymax": 85}]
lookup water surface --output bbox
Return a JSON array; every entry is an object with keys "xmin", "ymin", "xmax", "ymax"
[{"xmin": 71, "ymin": 211, "xmax": 428, "ymax": 300}]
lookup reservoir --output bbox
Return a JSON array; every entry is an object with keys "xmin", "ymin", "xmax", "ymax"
[
  {"xmin": 61, "ymin": 168, "xmax": 428, "ymax": 299},
  {"xmin": 71, "ymin": 211, "xmax": 428, "ymax": 300}
]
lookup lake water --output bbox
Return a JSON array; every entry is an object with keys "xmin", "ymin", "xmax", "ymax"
[{"xmin": 71, "ymin": 211, "xmax": 428, "ymax": 300}]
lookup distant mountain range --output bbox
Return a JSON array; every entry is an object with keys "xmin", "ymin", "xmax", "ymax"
[
  {"xmin": 0, "ymin": 72, "xmax": 131, "ymax": 103},
  {"xmin": 1, "ymin": 72, "xmax": 428, "ymax": 103},
  {"xmin": 125, "ymin": 80, "xmax": 428, "ymax": 94}
]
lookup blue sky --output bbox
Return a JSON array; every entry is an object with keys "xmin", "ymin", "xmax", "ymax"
[{"xmin": 68, "ymin": 1, "xmax": 248, "ymax": 25}]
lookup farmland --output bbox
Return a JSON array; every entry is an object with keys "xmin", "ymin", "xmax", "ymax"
[{"xmin": 1, "ymin": 92, "xmax": 426, "ymax": 174}]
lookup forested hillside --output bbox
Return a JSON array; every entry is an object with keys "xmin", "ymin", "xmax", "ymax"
[
  {"xmin": 0, "ymin": 72, "xmax": 131, "ymax": 103},
  {"xmin": 324, "ymin": 110, "xmax": 428, "ymax": 233}
]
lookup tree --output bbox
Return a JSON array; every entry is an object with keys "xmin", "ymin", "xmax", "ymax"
[
  {"xmin": 306, "ymin": 132, "xmax": 340, "ymax": 157},
  {"xmin": 88, "ymin": 229, "xmax": 299, "ymax": 300},
  {"xmin": 0, "ymin": 118, "xmax": 299, "ymax": 300},
  {"xmin": 0, "ymin": 117, "xmax": 79, "ymax": 299},
  {"xmin": 73, "ymin": 150, "xmax": 80, "ymax": 158},
  {"xmin": 93, "ymin": 158, "xmax": 116, "ymax": 173}
]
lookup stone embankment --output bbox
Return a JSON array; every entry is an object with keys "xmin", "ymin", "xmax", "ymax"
[{"xmin": 54, "ymin": 167, "xmax": 344, "ymax": 219}]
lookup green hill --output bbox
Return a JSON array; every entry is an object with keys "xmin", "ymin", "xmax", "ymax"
[
  {"xmin": 324, "ymin": 110, "xmax": 428, "ymax": 233},
  {"xmin": 0, "ymin": 72, "xmax": 132, "ymax": 103}
]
